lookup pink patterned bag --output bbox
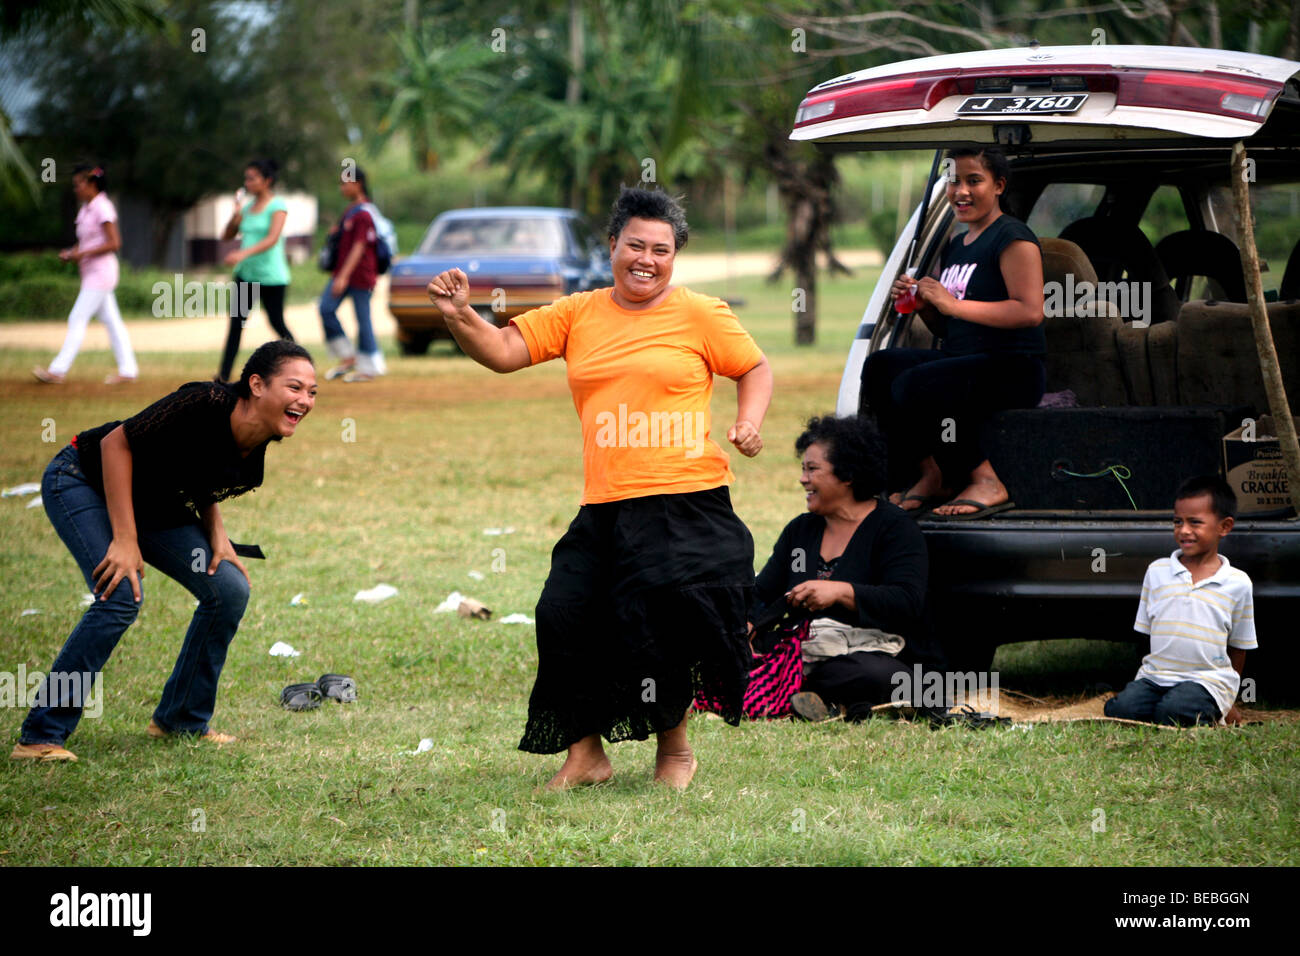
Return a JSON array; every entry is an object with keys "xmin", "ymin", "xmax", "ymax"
[{"xmin": 695, "ymin": 619, "xmax": 807, "ymax": 719}]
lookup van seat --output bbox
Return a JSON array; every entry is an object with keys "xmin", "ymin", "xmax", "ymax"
[
  {"xmin": 1176, "ymin": 300, "xmax": 1300, "ymax": 414},
  {"xmin": 1058, "ymin": 217, "xmax": 1182, "ymax": 326},
  {"xmin": 1115, "ymin": 322, "xmax": 1155, "ymax": 405},
  {"xmin": 1039, "ymin": 237, "xmax": 1127, "ymax": 406},
  {"xmin": 1155, "ymin": 230, "xmax": 1248, "ymax": 303}
]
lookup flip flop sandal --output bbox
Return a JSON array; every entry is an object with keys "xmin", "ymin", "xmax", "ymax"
[
  {"xmin": 317, "ymin": 673, "xmax": 357, "ymax": 703},
  {"xmin": 924, "ymin": 704, "xmax": 1011, "ymax": 730},
  {"xmin": 281, "ymin": 682, "xmax": 324, "ymax": 711},
  {"xmin": 927, "ymin": 499, "xmax": 1016, "ymax": 521},
  {"xmin": 896, "ymin": 493, "xmax": 948, "ymax": 516}
]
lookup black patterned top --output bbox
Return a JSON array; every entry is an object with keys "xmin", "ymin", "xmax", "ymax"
[{"xmin": 73, "ymin": 381, "xmax": 270, "ymax": 530}]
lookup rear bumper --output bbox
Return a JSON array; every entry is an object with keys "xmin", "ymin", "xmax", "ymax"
[{"xmin": 922, "ymin": 515, "xmax": 1300, "ymax": 642}]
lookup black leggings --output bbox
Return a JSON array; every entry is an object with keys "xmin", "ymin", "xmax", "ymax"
[
  {"xmin": 803, "ymin": 652, "xmax": 912, "ymax": 716},
  {"xmin": 862, "ymin": 348, "xmax": 1045, "ymax": 491},
  {"xmin": 219, "ymin": 282, "xmax": 292, "ymax": 381}
]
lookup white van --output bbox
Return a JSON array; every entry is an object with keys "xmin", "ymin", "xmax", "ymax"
[{"xmin": 792, "ymin": 45, "xmax": 1300, "ymax": 672}]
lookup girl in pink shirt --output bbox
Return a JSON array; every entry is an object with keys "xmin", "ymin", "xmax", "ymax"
[{"xmin": 33, "ymin": 164, "xmax": 139, "ymax": 385}]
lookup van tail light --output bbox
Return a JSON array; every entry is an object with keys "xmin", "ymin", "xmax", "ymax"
[
  {"xmin": 1121, "ymin": 70, "xmax": 1281, "ymax": 119},
  {"xmin": 794, "ymin": 77, "xmax": 935, "ymax": 126}
]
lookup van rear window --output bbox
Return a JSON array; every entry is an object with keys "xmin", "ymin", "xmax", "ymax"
[{"xmin": 1027, "ymin": 183, "xmax": 1104, "ymax": 237}]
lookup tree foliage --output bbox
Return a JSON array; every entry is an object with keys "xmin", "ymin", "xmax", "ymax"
[{"xmin": 18, "ymin": 0, "xmax": 395, "ymax": 263}]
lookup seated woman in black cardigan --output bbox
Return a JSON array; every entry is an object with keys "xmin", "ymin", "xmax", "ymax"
[{"xmin": 753, "ymin": 415, "xmax": 928, "ymax": 722}]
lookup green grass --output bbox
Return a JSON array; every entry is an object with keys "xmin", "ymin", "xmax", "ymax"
[{"xmin": 2, "ymin": 269, "xmax": 1296, "ymax": 866}]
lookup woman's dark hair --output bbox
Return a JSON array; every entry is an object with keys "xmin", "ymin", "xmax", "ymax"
[
  {"xmin": 72, "ymin": 163, "xmax": 106, "ymax": 191},
  {"xmin": 247, "ymin": 158, "xmax": 279, "ymax": 185},
  {"xmin": 795, "ymin": 415, "xmax": 888, "ymax": 501},
  {"xmin": 349, "ymin": 164, "xmax": 369, "ymax": 198},
  {"xmin": 949, "ymin": 146, "xmax": 1011, "ymax": 185},
  {"xmin": 234, "ymin": 340, "xmax": 314, "ymax": 398},
  {"xmin": 606, "ymin": 186, "xmax": 689, "ymax": 250},
  {"xmin": 949, "ymin": 146, "xmax": 1012, "ymax": 212}
]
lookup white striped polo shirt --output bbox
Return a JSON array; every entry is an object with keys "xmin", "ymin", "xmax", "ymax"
[{"xmin": 1135, "ymin": 551, "xmax": 1257, "ymax": 718}]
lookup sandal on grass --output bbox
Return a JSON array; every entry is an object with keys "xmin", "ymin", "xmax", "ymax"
[
  {"xmin": 146, "ymin": 719, "xmax": 237, "ymax": 743},
  {"xmin": 280, "ymin": 683, "xmax": 324, "ymax": 711},
  {"xmin": 316, "ymin": 674, "xmax": 357, "ymax": 703},
  {"xmin": 10, "ymin": 742, "xmax": 78, "ymax": 762}
]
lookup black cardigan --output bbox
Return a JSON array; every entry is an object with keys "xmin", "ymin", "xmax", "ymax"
[{"xmin": 753, "ymin": 501, "xmax": 928, "ymax": 638}]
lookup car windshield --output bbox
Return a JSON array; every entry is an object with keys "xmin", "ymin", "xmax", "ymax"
[{"xmin": 419, "ymin": 216, "xmax": 568, "ymax": 256}]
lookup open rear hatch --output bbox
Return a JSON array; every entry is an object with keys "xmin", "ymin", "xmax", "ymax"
[{"xmin": 791, "ymin": 45, "xmax": 1300, "ymax": 152}]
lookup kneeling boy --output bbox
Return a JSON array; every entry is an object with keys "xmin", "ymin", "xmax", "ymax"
[{"xmin": 1104, "ymin": 475, "xmax": 1256, "ymax": 727}]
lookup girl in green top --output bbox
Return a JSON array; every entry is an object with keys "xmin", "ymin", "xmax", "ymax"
[{"xmin": 217, "ymin": 158, "xmax": 295, "ymax": 382}]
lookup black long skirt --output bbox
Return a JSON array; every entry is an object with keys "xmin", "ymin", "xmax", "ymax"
[{"xmin": 518, "ymin": 486, "xmax": 755, "ymax": 754}]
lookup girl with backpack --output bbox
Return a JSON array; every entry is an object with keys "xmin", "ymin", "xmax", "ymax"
[{"xmin": 319, "ymin": 166, "xmax": 388, "ymax": 383}]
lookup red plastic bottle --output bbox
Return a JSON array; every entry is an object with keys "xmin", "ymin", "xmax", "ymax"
[{"xmin": 894, "ymin": 267, "xmax": 919, "ymax": 314}]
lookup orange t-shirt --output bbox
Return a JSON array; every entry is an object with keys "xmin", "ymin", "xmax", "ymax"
[{"xmin": 511, "ymin": 287, "xmax": 764, "ymax": 504}]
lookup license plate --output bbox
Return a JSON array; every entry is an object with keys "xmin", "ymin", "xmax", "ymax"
[{"xmin": 955, "ymin": 93, "xmax": 1088, "ymax": 116}]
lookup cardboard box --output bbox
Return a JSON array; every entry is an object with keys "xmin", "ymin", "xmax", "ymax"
[{"xmin": 1223, "ymin": 415, "xmax": 1293, "ymax": 516}]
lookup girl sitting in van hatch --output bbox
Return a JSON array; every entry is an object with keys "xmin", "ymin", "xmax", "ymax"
[{"xmin": 863, "ymin": 146, "xmax": 1045, "ymax": 520}]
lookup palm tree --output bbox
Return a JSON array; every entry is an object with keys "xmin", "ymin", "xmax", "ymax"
[{"xmin": 374, "ymin": 29, "xmax": 498, "ymax": 172}]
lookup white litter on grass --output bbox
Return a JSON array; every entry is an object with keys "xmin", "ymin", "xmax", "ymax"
[
  {"xmin": 80, "ymin": 593, "xmax": 94, "ymax": 607},
  {"xmin": 21, "ymin": 608, "xmax": 40, "ymax": 616},
  {"xmin": 355, "ymin": 583, "xmax": 398, "ymax": 604},
  {"xmin": 434, "ymin": 591, "xmax": 465, "ymax": 613},
  {"xmin": 289, "ymin": 592, "xmax": 306, "ymax": 606},
  {"xmin": 26, "ymin": 496, "xmax": 42, "ymax": 509},
  {"xmin": 404, "ymin": 738, "xmax": 434, "ymax": 755},
  {"xmin": 467, "ymin": 570, "xmax": 485, "ymax": 581},
  {"xmin": 499, "ymin": 613, "xmax": 535, "ymax": 625},
  {"xmin": 269, "ymin": 641, "xmax": 300, "ymax": 658},
  {"xmin": 482, "ymin": 527, "xmax": 515, "ymax": 536},
  {"xmin": 2, "ymin": 483, "xmax": 40, "ymax": 497}
]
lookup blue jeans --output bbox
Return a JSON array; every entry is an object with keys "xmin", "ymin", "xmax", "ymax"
[
  {"xmin": 318, "ymin": 280, "xmax": 376, "ymax": 360},
  {"xmin": 20, "ymin": 445, "xmax": 250, "ymax": 745},
  {"xmin": 1103, "ymin": 677, "xmax": 1221, "ymax": 727}
]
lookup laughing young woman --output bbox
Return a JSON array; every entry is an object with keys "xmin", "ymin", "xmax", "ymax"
[
  {"xmin": 12, "ymin": 341, "xmax": 316, "ymax": 763},
  {"xmin": 863, "ymin": 146, "xmax": 1045, "ymax": 520}
]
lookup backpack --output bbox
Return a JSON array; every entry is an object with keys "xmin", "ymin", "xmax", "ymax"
[
  {"xmin": 359, "ymin": 201, "xmax": 397, "ymax": 275},
  {"xmin": 318, "ymin": 202, "xmax": 398, "ymax": 274}
]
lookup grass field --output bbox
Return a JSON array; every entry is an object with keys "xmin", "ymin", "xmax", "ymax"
[{"xmin": 2, "ymin": 270, "xmax": 1296, "ymax": 866}]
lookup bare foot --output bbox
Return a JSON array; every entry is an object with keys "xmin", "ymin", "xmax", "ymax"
[
  {"xmin": 653, "ymin": 751, "xmax": 698, "ymax": 790},
  {"xmin": 544, "ymin": 760, "xmax": 613, "ymax": 791},
  {"xmin": 544, "ymin": 735, "xmax": 613, "ymax": 791},
  {"xmin": 889, "ymin": 456, "xmax": 948, "ymax": 511},
  {"xmin": 932, "ymin": 460, "xmax": 1009, "ymax": 516}
]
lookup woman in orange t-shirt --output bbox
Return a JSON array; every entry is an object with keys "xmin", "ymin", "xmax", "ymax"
[{"xmin": 427, "ymin": 187, "xmax": 772, "ymax": 790}]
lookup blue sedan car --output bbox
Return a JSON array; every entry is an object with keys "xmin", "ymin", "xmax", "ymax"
[{"xmin": 387, "ymin": 207, "xmax": 614, "ymax": 354}]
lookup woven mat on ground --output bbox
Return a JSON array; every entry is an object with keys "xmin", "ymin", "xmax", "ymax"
[{"xmin": 872, "ymin": 689, "xmax": 1299, "ymax": 728}]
